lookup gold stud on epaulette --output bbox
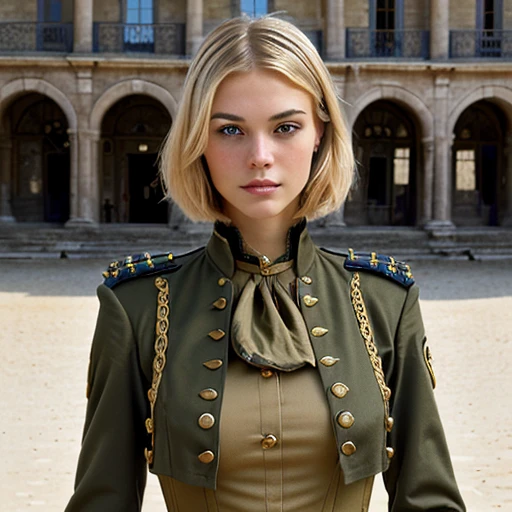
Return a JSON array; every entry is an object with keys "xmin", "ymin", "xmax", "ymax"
[
  {"xmin": 102, "ymin": 271, "xmax": 110, "ymax": 279},
  {"xmin": 387, "ymin": 256, "xmax": 397, "ymax": 274},
  {"xmin": 348, "ymin": 248, "xmax": 356, "ymax": 260},
  {"xmin": 370, "ymin": 252, "xmax": 378, "ymax": 266},
  {"xmin": 147, "ymin": 259, "xmax": 154, "ymax": 268},
  {"xmin": 109, "ymin": 260, "xmax": 119, "ymax": 269},
  {"xmin": 127, "ymin": 263, "xmax": 136, "ymax": 274},
  {"xmin": 405, "ymin": 265, "xmax": 413, "ymax": 279},
  {"xmin": 111, "ymin": 269, "xmax": 119, "ymax": 278},
  {"xmin": 167, "ymin": 253, "xmax": 173, "ymax": 261}
]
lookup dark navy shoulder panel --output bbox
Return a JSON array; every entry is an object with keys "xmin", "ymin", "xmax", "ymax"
[
  {"xmin": 322, "ymin": 247, "xmax": 415, "ymax": 288},
  {"xmin": 102, "ymin": 251, "xmax": 181, "ymax": 288}
]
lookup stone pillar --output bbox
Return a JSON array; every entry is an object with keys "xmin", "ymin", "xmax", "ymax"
[
  {"xmin": 325, "ymin": 0, "xmax": 345, "ymax": 60},
  {"xmin": 73, "ymin": 0, "xmax": 94, "ymax": 52},
  {"xmin": 0, "ymin": 137, "xmax": 15, "ymax": 222},
  {"xmin": 502, "ymin": 132, "xmax": 512, "ymax": 227},
  {"xmin": 421, "ymin": 137, "xmax": 434, "ymax": 225},
  {"xmin": 430, "ymin": 0, "xmax": 449, "ymax": 60},
  {"xmin": 426, "ymin": 76, "xmax": 454, "ymax": 231},
  {"xmin": 66, "ymin": 129, "xmax": 100, "ymax": 226},
  {"xmin": 186, "ymin": 0, "xmax": 203, "ymax": 57}
]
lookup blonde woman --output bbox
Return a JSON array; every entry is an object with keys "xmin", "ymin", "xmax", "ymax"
[{"xmin": 66, "ymin": 16, "xmax": 466, "ymax": 512}]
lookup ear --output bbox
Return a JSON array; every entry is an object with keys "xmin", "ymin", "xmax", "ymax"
[{"xmin": 314, "ymin": 120, "xmax": 325, "ymax": 148}]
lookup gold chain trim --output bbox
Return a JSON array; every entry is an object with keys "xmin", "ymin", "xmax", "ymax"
[
  {"xmin": 144, "ymin": 277, "xmax": 170, "ymax": 465},
  {"xmin": 350, "ymin": 272, "xmax": 391, "ymax": 424}
]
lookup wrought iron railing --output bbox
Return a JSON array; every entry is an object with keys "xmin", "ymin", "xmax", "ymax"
[
  {"xmin": 93, "ymin": 23, "xmax": 186, "ymax": 55},
  {"xmin": 450, "ymin": 30, "xmax": 512, "ymax": 58},
  {"xmin": 346, "ymin": 29, "xmax": 429, "ymax": 59},
  {"xmin": 0, "ymin": 22, "xmax": 73, "ymax": 52}
]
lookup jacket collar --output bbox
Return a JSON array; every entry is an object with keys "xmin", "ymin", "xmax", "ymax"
[{"xmin": 206, "ymin": 219, "xmax": 316, "ymax": 278}]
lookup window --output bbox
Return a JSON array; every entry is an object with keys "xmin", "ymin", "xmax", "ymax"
[
  {"xmin": 393, "ymin": 147, "xmax": 410, "ymax": 186},
  {"xmin": 455, "ymin": 150, "xmax": 476, "ymax": 191},
  {"xmin": 376, "ymin": 0, "xmax": 395, "ymax": 30},
  {"xmin": 124, "ymin": 0, "xmax": 154, "ymax": 51},
  {"xmin": 477, "ymin": 0, "xmax": 503, "ymax": 56},
  {"xmin": 127, "ymin": 0, "xmax": 153, "ymax": 25},
  {"xmin": 241, "ymin": 0, "xmax": 268, "ymax": 17},
  {"xmin": 41, "ymin": 0, "xmax": 62, "ymax": 22}
]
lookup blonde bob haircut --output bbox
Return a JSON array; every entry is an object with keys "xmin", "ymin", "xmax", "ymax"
[{"xmin": 160, "ymin": 15, "xmax": 355, "ymax": 222}]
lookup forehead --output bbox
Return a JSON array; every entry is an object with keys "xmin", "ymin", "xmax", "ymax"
[{"xmin": 211, "ymin": 69, "xmax": 315, "ymax": 111}]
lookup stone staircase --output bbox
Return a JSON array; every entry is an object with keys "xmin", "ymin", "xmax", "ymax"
[{"xmin": 1, "ymin": 223, "xmax": 511, "ymax": 260}]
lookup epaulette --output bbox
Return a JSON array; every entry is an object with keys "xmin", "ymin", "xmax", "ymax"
[
  {"xmin": 102, "ymin": 251, "xmax": 180, "ymax": 289},
  {"xmin": 343, "ymin": 248, "xmax": 414, "ymax": 288}
]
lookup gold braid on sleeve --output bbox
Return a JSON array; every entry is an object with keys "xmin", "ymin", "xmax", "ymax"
[
  {"xmin": 144, "ymin": 276, "xmax": 170, "ymax": 465},
  {"xmin": 350, "ymin": 272, "xmax": 393, "ymax": 432}
]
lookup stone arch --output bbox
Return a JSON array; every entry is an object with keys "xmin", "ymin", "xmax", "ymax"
[
  {"xmin": 0, "ymin": 78, "xmax": 77, "ymax": 130},
  {"xmin": 448, "ymin": 85, "xmax": 512, "ymax": 135},
  {"xmin": 348, "ymin": 85, "xmax": 434, "ymax": 141},
  {"xmin": 90, "ymin": 79, "xmax": 178, "ymax": 132}
]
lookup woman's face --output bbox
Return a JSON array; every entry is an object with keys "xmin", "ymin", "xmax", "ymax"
[{"xmin": 203, "ymin": 68, "xmax": 324, "ymax": 226}]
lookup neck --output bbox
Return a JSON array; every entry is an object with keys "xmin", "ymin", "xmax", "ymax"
[{"xmin": 231, "ymin": 216, "xmax": 296, "ymax": 262}]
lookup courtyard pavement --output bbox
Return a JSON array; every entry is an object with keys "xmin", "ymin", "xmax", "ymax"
[{"xmin": 0, "ymin": 256, "xmax": 511, "ymax": 511}]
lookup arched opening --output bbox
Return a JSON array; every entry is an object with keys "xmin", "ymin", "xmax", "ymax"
[
  {"xmin": 7, "ymin": 93, "xmax": 70, "ymax": 222},
  {"xmin": 452, "ymin": 100, "xmax": 506, "ymax": 226},
  {"xmin": 347, "ymin": 100, "xmax": 418, "ymax": 226},
  {"xmin": 100, "ymin": 95, "xmax": 171, "ymax": 223}
]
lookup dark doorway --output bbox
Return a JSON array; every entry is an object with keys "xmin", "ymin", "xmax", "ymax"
[
  {"xmin": 128, "ymin": 153, "xmax": 167, "ymax": 223},
  {"xmin": 452, "ymin": 101, "xmax": 504, "ymax": 226},
  {"xmin": 45, "ymin": 152, "xmax": 70, "ymax": 222},
  {"xmin": 348, "ymin": 100, "xmax": 417, "ymax": 226}
]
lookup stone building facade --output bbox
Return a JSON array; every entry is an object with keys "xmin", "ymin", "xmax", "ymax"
[{"xmin": 0, "ymin": 0, "xmax": 511, "ymax": 229}]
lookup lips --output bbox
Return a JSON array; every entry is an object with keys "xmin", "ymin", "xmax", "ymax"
[{"xmin": 241, "ymin": 179, "xmax": 280, "ymax": 196}]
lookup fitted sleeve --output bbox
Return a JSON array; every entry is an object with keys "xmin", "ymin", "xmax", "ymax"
[
  {"xmin": 383, "ymin": 284, "xmax": 466, "ymax": 511},
  {"xmin": 65, "ymin": 284, "xmax": 149, "ymax": 512}
]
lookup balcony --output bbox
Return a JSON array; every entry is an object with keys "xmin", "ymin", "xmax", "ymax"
[
  {"xmin": 450, "ymin": 30, "xmax": 512, "ymax": 59},
  {"xmin": 0, "ymin": 22, "xmax": 73, "ymax": 52},
  {"xmin": 93, "ymin": 23, "xmax": 185, "ymax": 55},
  {"xmin": 346, "ymin": 29, "xmax": 429, "ymax": 59}
]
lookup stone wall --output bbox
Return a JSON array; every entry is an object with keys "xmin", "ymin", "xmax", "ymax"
[
  {"xmin": 450, "ymin": 0, "xmax": 476, "ymax": 29},
  {"xmin": 404, "ymin": 0, "xmax": 429, "ymax": 29}
]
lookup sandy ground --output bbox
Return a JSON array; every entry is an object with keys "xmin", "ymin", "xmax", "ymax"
[{"xmin": 0, "ymin": 257, "xmax": 511, "ymax": 512}]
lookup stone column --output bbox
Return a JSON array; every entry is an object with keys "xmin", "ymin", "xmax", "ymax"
[
  {"xmin": 426, "ymin": 76, "xmax": 454, "ymax": 231},
  {"xmin": 186, "ymin": 0, "xmax": 203, "ymax": 57},
  {"xmin": 502, "ymin": 132, "xmax": 512, "ymax": 226},
  {"xmin": 430, "ymin": 0, "xmax": 449, "ymax": 60},
  {"xmin": 73, "ymin": 0, "xmax": 94, "ymax": 52},
  {"xmin": 66, "ymin": 129, "xmax": 100, "ymax": 226},
  {"xmin": 421, "ymin": 137, "xmax": 434, "ymax": 225},
  {"xmin": 325, "ymin": 0, "xmax": 345, "ymax": 60},
  {"xmin": 0, "ymin": 136, "xmax": 15, "ymax": 222}
]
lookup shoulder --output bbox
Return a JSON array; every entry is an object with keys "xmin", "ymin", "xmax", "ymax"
[
  {"xmin": 101, "ymin": 246, "xmax": 205, "ymax": 289},
  {"xmin": 320, "ymin": 247, "xmax": 415, "ymax": 289}
]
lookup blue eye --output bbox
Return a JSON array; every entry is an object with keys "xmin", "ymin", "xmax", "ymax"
[
  {"xmin": 220, "ymin": 125, "xmax": 242, "ymax": 136},
  {"xmin": 276, "ymin": 124, "xmax": 299, "ymax": 134}
]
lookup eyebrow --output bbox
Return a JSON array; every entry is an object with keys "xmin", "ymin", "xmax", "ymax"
[{"xmin": 210, "ymin": 109, "xmax": 307, "ymax": 122}]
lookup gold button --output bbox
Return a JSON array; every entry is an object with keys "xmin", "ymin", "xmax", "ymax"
[
  {"xmin": 261, "ymin": 434, "xmax": 278, "ymax": 450},
  {"xmin": 320, "ymin": 356, "xmax": 340, "ymax": 367},
  {"xmin": 303, "ymin": 294, "xmax": 319, "ymax": 307},
  {"xmin": 386, "ymin": 416, "xmax": 394, "ymax": 432},
  {"xmin": 301, "ymin": 276, "xmax": 312, "ymax": 284},
  {"xmin": 386, "ymin": 447, "xmax": 395, "ymax": 459},
  {"xmin": 203, "ymin": 359, "xmax": 223, "ymax": 370},
  {"xmin": 311, "ymin": 327, "xmax": 328, "ymax": 337},
  {"xmin": 212, "ymin": 297, "xmax": 227, "ymax": 310},
  {"xmin": 208, "ymin": 329, "xmax": 225, "ymax": 341},
  {"xmin": 198, "ymin": 450, "xmax": 215, "ymax": 464},
  {"xmin": 198, "ymin": 413, "xmax": 215, "ymax": 429},
  {"xmin": 341, "ymin": 441, "xmax": 356, "ymax": 456},
  {"xmin": 199, "ymin": 388, "xmax": 218, "ymax": 401},
  {"xmin": 337, "ymin": 411, "xmax": 355, "ymax": 429},
  {"xmin": 261, "ymin": 369, "xmax": 273, "ymax": 378},
  {"xmin": 218, "ymin": 277, "xmax": 227, "ymax": 286},
  {"xmin": 331, "ymin": 382, "xmax": 349, "ymax": 398}
]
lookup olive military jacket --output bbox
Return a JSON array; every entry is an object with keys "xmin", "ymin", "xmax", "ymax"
[{"xmin": 66, "ymin": 227, "xmax": 466, "ymax": 512}]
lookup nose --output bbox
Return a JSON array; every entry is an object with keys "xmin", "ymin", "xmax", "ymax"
[{"xmin": 248, "ymin": 134, "xmax": 274, "ymax": 169}]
